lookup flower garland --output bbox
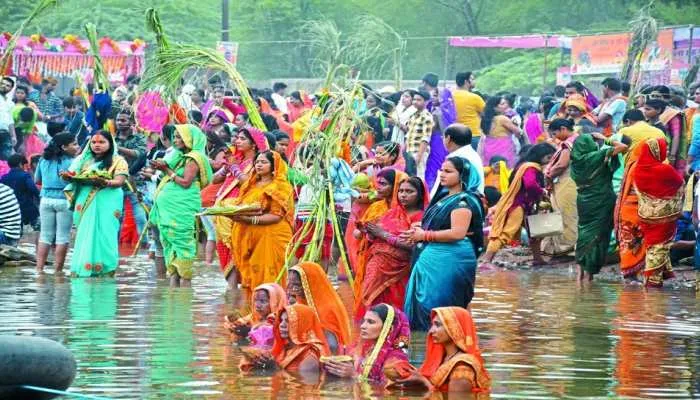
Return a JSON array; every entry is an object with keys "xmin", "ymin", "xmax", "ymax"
[{"xmin": 63, "ymin": 34, "xmax": 87, "ymax": 54}]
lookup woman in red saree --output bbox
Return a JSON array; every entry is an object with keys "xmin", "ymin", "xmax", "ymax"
[
  {"xmin": 271, "ymin": 304, "xmax": 330, "ymax": 373},
  {"xmin": 615, "ymin": 143, "xmax": 647, "ymax": 279},
  {"xmin": 397, "ymin": 306, "xmax": 490, "ymax": 393},
  {"xmin": 353, "ymin": 168, "xmax": 408, "ymax": 313},
  {"xmin": 214, "ymin": 127, "xmax": 268, "ymax": 287},
  {"xmin": 359, "ymin": 177, "xmax": 429, "ymax": 315},
  {"xmin": 633, "ymin": 138, "xmax": 684, "ymax": 287}
]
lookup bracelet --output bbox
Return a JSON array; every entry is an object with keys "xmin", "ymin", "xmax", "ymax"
[
  {"xmin": 251, "ymin": 216, "xmax": 259, "ymax": 225},
  {"xmin": 424, "ymin": 230, "xmax": 436, "ymax": 242}
]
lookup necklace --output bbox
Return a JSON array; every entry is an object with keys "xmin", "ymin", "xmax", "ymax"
[{"xmin": 445, "ymin": 350, "xmax": 460, "ymax": 362}]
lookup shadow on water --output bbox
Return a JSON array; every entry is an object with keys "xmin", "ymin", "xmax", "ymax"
[{"xmin": 1, "ymin": 245, "xmax": 699, "ymax": 399}]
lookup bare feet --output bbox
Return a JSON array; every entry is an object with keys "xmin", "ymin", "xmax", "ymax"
[{"xmin": 170, "ymin": 274, "xmax": 180, "ymax": 288}]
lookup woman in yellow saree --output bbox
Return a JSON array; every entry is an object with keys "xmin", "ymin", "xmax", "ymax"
[
  {"xmin": 149, "ymin": 124, "xmax": 212, "ymax": 287},
  {"xmin": 229, "ymin": 150, "xmax": 294, "ymax": 291}
]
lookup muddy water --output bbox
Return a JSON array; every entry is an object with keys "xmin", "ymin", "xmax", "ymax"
[{"xmin": 1, "ymin": 245, "xmax": 699, "ymax": 399}]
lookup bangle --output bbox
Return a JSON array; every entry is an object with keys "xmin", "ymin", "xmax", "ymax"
[{"xmin": 251, "ymin": 216, "xmax": 259, "ymax": 225}]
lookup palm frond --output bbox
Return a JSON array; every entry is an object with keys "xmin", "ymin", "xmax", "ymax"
[
  {"xmin": 84, "ymin": 23, "xmax": 110, "ymax": 93},
  {"xmin": 145, "ymin": 8, "xmax": 170, "ymax": 54},
  {"xmin": 0, "ymin": 0, "xmax": 60, "ymax": 75},
  {"xmin": 141, "ymin": 44, "xmax": 265, "ymax": 130}
]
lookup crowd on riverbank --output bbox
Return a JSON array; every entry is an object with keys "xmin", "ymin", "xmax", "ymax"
[{"xmin": 1, "ymin": 69, "xmax": 699, "ymax": 392}]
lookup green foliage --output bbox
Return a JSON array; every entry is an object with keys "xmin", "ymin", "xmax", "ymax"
[
  {"xmin": 1, "ymin": 0, "xmax": 698, "ymax": 93},
  {"xmin": 475, "ymin": 50, "xmax": 560, "ymax": 96}
]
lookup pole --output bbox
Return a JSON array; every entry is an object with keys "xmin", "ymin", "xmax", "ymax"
[
  {"xmin": 688, "ymin": 25, "xmax": 694, "ymax": 68},
  {"xmin": 221, "ymin": 0, "xmax": 230, "ymax": 42},
  {"xmin": 543, "ymin": 35, "xmax": 549, "ymax": 90},
  {"xmin": 442, "ymin": 38, "xmax": 449, "ymax": 88}
]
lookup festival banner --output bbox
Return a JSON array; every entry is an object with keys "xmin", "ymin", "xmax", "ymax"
[
  {"xmin": 449, "ymin": 35, "xmax": 570, "ymax": 49},
  {"xmin": 216, "ymin": 41, "xmax": 238, "ymax": 66},
  {"xmin": 671, "ymin": 27, "xmax": 700, "ymax": 85},
  {"xmin": 570, "ymin": 29, "xmax": 674, "ymax": 75}
]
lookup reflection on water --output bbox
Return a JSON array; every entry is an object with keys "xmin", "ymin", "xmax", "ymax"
[{"xmin": 1, "ymin": 249, "xmax": 699, "ymax": 399}]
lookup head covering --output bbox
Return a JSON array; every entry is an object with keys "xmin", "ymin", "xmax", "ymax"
[
  {"xmin": 252, "ymin": 283, "xmax": 288, "ymax": 323},
  {"xmin": 271, "ymin": 304, "xmax": 330, "ymax": 368},
  {"xmin": 419, "ymin": 307, "xmax": 490, "ymax": 392},
  {"xmin": 289, "ymin": 262, "xmax": 352, "ymax": 347},
  {"xmin": 167, "ymin": 124, "xmax": 213, "ymax": 187},
  {"xmin": 359, "ymin": 304, "xmax": 411, "ymax": 381},
  {"xmin": 439, "ymin": 89, "xmax": 457, "ymax": 127},
  {"xmin": 633, "ymin": 138, "xmax": 683, "ymax": 198},
  {"xmin": 207, "ymin": 107, "xmax": 234, "ymax": 124},
  {"xmin": 235, "ymin": 127, "xmax": 269, "ymax": 157},
  {"xmin": 562, "ymin": 94, "xmax": 590, "ymax": 112},
  {"xmin": 85, "ymin": 92, "xmax": 112, "ymax": 133}
]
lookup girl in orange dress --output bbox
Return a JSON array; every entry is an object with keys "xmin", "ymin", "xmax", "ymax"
[
  {"xmin": 287, "ymin": 262, "xmax": 352, "ymax": 354},
  {"xmin": 271, "ymin": 304, "xmax": 330, "ymax": 373},
  {"xmin": 397, "ymin": 306, "xmax": 490, "ymax": 393},
  {"xmin": 228, "ymin": 150, "xmax": 294, "ymax": 290}
]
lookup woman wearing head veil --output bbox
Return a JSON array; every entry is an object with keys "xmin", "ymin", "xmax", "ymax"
[
  {"xmin": 62, "ymin": 130, "xmax": 129, "ymax": 277},
  {"xmin": 403, "ymin": 157, "xmax": 485, "ymax": 330},
  {"xmin": 570, "ymin": 133, "xmax": 628, "ymax": 281},
  {"xmin": 149, "ymin": 124, "xmax": 212, "ymax": 287}
]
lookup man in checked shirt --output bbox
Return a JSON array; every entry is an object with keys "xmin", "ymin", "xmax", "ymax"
[{"xmin": 402, "ymin": 90, "xmax": 434, "ymax": 179}]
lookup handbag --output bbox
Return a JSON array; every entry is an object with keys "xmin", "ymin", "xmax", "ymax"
[{"xmin": 527, "ymin": 211, "xmax": 564, "ymax": 238}]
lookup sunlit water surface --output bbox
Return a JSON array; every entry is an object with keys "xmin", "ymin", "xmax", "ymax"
[{"xmin": 1, "ymin": 245, "xmax": 699, "ymax": 399}]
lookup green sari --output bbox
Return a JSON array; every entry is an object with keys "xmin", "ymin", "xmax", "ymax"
[
  {"xmin": 66, "ymin": 138, "xmax": 129, "ymax": 277},
  {"xmin": 149, "ymin": 124, "xmax": 212, "ymax": 279},
  {"xmin": 570, "ymin": 134, "xmax": 619, "ymax": 275}
]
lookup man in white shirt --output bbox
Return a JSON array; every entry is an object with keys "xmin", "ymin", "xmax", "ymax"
[
  {"xmin": 271, "ymin": 82, "xmax": 289, "ymax": 116},
  {"xmin": 0, "ymin": 76, "xmax": 17, "ymax": 150},
  {"xmin": 430, "ymin": 123, "xmax": 484, "ymax": 198}
]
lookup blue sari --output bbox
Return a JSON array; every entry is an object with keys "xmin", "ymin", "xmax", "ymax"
[{"xmin": 405, "ymin": 166, "xmax": 485, "ymax": 330}]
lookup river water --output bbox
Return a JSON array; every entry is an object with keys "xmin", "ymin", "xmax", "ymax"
[{"xmin": 1, "ymin": 245, "xmax": 699, "ymax": 399}]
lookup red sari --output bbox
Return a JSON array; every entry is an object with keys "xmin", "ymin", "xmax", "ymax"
[
  {"xmin": 632, "ymin": 138, "xmax": 684, "ymax": 287},
  {"xmin": 359, "ymin": 180, "xmax": 429, "ymax": 314}
]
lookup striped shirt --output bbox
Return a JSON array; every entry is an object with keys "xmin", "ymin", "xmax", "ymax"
[
  {"xmin": 405, "ymin": 109, "xmax": 434, "ymax": 154},
  {"xmin": 0, "ymin": 183, "xmax": 21, "ymax": 240}
]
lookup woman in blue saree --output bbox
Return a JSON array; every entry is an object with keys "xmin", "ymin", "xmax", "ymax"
[
  {"xmin": 62, "ymin": 130, "xmax": 128, "ymax": 277},
  {"xmin": 404, "ymin": 156, "xmax": 485, "ymax": 330}
]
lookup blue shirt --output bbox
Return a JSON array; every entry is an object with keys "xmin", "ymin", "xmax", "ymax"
[{"xmin": 35, "ymin": 157, "xmax": 73, "ymax": 199}]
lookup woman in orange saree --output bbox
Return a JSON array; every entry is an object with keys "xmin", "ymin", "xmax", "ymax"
[
  {"xmin": 397, "ymin": 307, "xmax": 490, "ymax": 393},
  {"xmin": 352, "ymin": 168, "xmax": 407, "ymax": 313},
  {"xmin": 271, "ymin": 304, "xmax": 330, "ymax": 373},
  {"xmin": 287, "ymin": 262, "xmax": 352, "ymax": 354},
  {"xmin": 614, "ymin": 144, "xmax": 647, "ymax": 279},
  {"xmin": 215, "ymin": 127, "xmax": 269, "ymax": 287},
  {"xmin": 633, "ymin": 138, "xmax": 684, "ymax": 287},
  {"xmin": 229, "ymin": 150, "xmax": 294, "ymax": 290},
  {"xmin": 225, "ymin": 283, "xmax": 287, "ymax": 347},
  {"xmin": 358, "ymin": 177, "xmax": 429, "ymax": 316}
]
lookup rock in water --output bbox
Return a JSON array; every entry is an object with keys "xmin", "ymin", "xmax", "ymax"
[{"xmin": 0, "ymin": 336, "xmax": 76, "ymax": 399}]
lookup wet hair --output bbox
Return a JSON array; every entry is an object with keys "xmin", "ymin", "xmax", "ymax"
[
  {"xmin": 369, "ymin": 303, "xmax": 390, "ymax": 323},
  {"xmin": 455, "ymin": 72, "xmax": 473, "ymax": 87},
  {"xmin": 444, "ymin": 124, "xmax": 472, "ymax": 146},
  {"xmin": 401, "ymin": 176, "xmax": 426, "ymax": 210},
  {"xmin": 481, "ymin": 95, "xmax": 504, "ymax": 136},
  {"xmin": 645, "ymin": 99, "xmax": 667, "ymax": 113},
  {"xmin": 422, "ymin": 72, "xmax": 439, "ymax": 89},
  {"xmin": 7, "ymin": 154, "xmax": 27, "ymax": 168},
  {"xmin": 43, "ymin": 132, "xmax": 76, "ymax": 161},
  {"xmin": 273, "ymin": 82, "xmax": 287, "ymax": 92},
  {"xmin": 484, "ymin": 186, "xmax": 501, "ymax": 207},
  {"xmin": 622, "ymin": 109, "xmax": 645, "ymax": 124},
  {"xmin": 548, "ymin": 118, "xmax": 575, "ymax": 132},
  {"xmin": 90, "ymin": 130, "xmax": 115, "ymax": 170},
  {"xmin": 602, "ymin": 77, "xmax": 621, "ymax": 92},
  {"xmin": 256, "ymin": 150, "xmax": 275, "ymax": 173},
  {"xmin": 525, "ymin": 143, "xmax": 556, "ymax": 164}
]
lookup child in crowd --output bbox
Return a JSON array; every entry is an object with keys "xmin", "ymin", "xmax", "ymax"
[{"xmin": 0, "ymin": 154, "xmax": 40, "ymax": 231}]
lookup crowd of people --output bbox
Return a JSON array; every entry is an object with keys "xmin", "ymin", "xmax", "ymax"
[{"xmin": 1, "ymin": 68, "xmax": 699, "ymax": 392}]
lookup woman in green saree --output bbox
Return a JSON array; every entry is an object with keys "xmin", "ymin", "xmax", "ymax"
[
  {"xmin": 149, "ymin": 124, "xmax": 212, "ymax": 287},
  {"xmin": 62, "ymin": 131, "xmax": 129, "ymax": 278},
  {"xmin": 570, "ymin": 133, "xmax": 627, "ymax": 282}
]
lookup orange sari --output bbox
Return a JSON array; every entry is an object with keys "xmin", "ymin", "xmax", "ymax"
[
  {"xmin": 419, "ymin": 307, "xmax": 490, "ymax": 393},
  {"xmin": 272, "ymin": 304, "xmax": 330, "ymax": 372},
  {"xmin": 290, "ymin": 262, "xmax": 352, "ymax": 349},
  {"xmin": 353, "ymin": 169, "xmax": 407, "ymax": 312},
  {"xmin": 230, "ymin": 151, "xmax": 294, "ymax": 289},
  {"xmin": 614, "ymin": 145, "xmax": 646, "ymax": 278}
]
